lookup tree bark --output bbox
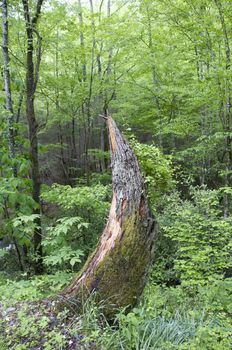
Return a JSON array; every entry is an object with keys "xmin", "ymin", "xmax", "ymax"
[
  {"xmin": 22, "ymin": 0, "xmax": 44, "ymax": 274},
  {"xmin": 61, "ymin": 116, "xmax": 155, "ymax": 317},
  {"xmin": 78, "ymin": 0, "xmax": 87, "ymax": 82},
  {"xmin": 1, "ymin": 0, "xmax": 27, "ymax": 271},
  {"xmin": 1, "ymin": 0, "xmax": 17, "ymax": 176},
  {"xmin": 145, "ymin": 3, "xmax": 162, "ymax": 149},
  {"xmin": 214, "ymin": 0, "xmax": 231, "ymax": 217}
]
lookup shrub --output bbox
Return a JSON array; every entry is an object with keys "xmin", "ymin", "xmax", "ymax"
[{"xmin": 156, "ymin": 187, "xmax": 232, "ymax": 287}]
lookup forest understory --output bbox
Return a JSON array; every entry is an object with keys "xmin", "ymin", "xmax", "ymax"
[{"xmin": 0, "ymin": 0, "xmax": 232, "ymax": 349}]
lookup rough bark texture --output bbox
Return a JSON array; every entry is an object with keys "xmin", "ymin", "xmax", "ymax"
[
  {"xmin": 22, "ymin": 0, "xmax": 44, "ymax": 274},
  {"xmin": 61, "ymin": 116, "xmax": 155, "ymax": 317},
  {"xmin": 1, "ymin": 0, "xmax": 16, "ymax": 174}
]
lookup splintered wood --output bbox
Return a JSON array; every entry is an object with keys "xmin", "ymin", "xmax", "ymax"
[{"xmin": 61, "ymin": 116, "xmax": 155, "ymax": 317}]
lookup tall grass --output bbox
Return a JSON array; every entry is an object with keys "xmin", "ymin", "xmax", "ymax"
[{"xmin": 70, "ymin": 293, "xmax": 212, "ymax": 350}]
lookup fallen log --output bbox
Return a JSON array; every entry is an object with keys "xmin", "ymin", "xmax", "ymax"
[{"xmin": 60, "ymin": 116, "xmax": 155, "ymax": 317}]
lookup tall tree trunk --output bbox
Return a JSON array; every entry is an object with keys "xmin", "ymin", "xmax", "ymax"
[
  {"xmin": 1, "ymin": 0, "xmax": 26, "ymax": 270},
  {"xmin": 22, "ymin": 0, "xmax": 44, "ymax": 274},
  {"xmin": 215, "ymin": 0, "xmax": 231, "ymax": 217},
  {"xmin": 78, "ymin": 0, "xmax": 92, "ymax": 183},
  {"xmin": 83, "ymin": 0, "xmax": 96, "ymax": 184},
  {"xmin": 145, "ymin": 3, "xmax": 162, "ymax": 149},
  {"xmin": 61, "ymin": 116, "xmax": 155, "ymax": 318},
  {"xmin": 78, "ymin": 0, "xmax": 87, "ymax": 82},
  {"xmin": 1, "ymin": 0, "xmax": 17, "ymax": 176},
  {"xmin": 96, "ymin": 0, "xmax": 112, "ymax": 173}
]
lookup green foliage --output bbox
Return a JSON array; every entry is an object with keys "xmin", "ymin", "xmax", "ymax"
[
  {"xmin": 0, "ymin": 177, "xmax": 35, "ymax": 217},
  {"xmin": 42, "ymin": 183, "xmax": 110, "ymax": 259},
  {"xmin": 42, "ymin": 216, "xmax": 87, "ymax": 270},
  {"xmin": 130, "ymin": 139, "xmax": 174, "ymax": 205},
  {"xmin": 157, "ymin": 187, "xmax": 232, "ymax": 286},
  {"xmin": 0, "ymin": 276, "xmax": 231, "ymax": 349},
  {"xmin": 42, "ymin": 183, "xmax": 111, "ymax": 215},
  {"xmin": 0, "ymin": 271, "xmax": 73, "ymax": 303},
  {"xmin": 43, "ymin": 246, "xmax": 84, "ymax": 269},
  {"xmin": 12, "ymin": 214, "xmax": 40, "ymax": 247},
  {"xmin": 0, "ymin": 304, "xmax": 69, "ymax": 350},
  {"xmin": 1, "ymin": 0, "xmax": 232, "ymax": 348},
  {"xmin": 0, "ymin": 249, "xmax": 9, "ymax": 258},
  {"xmin": 67, "ymin": 282, "xmax": 232, "ymax": 350}
]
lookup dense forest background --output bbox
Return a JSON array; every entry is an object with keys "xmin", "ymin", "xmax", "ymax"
[{"xmin": 0, "ymin": 0, "xmax": 232, "ymax": 349}]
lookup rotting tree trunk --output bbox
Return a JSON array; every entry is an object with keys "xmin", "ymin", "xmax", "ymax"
[{"xmin": 60, "ymin": 116, "xmax": 155, "ymax": 317}]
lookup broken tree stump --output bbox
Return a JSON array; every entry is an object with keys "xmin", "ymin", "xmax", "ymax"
[{"xmin": 60, "ymin": 116, "xmax": 155, "ymax": 317}]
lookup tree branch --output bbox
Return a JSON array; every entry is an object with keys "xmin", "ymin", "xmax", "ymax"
[
  {"xmin": 32, "ymin": 0, "xmax": 44, "ymax": 25},
  {"xmin": 33, "ymin": 28, "xmax": 42, "ymax": 92}
]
